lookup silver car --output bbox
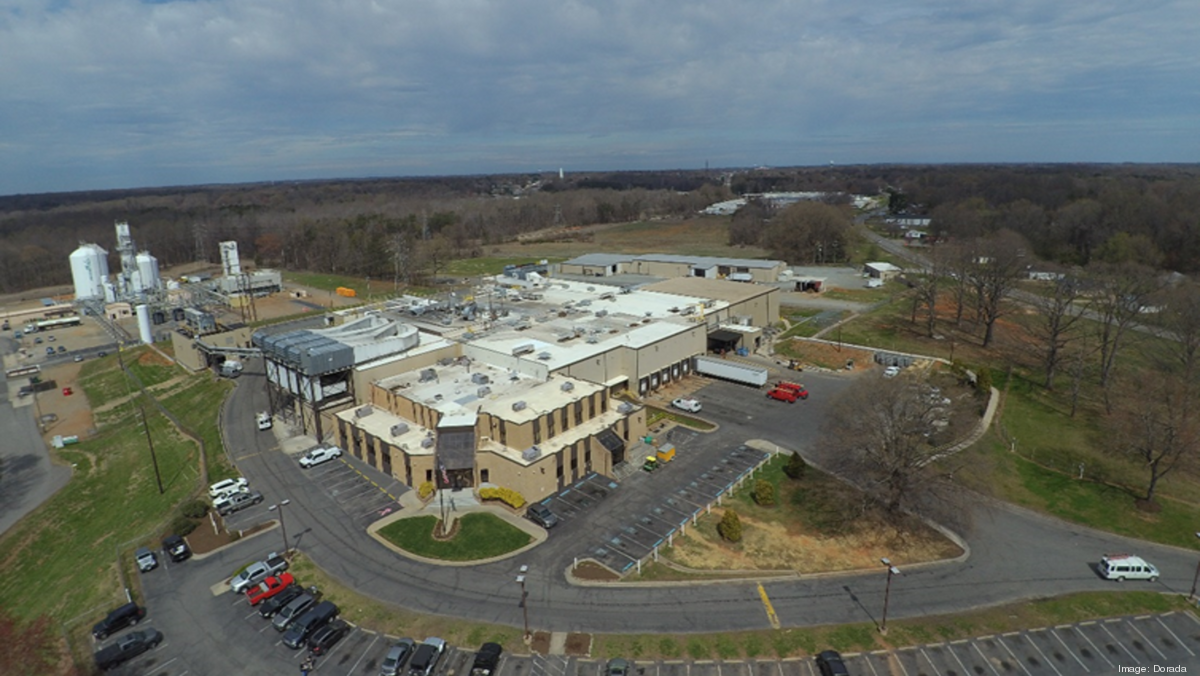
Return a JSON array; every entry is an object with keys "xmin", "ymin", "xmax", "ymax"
[
  {"xmin": 272, "ymin": 592, "xmax": 317, "ymax": 632},
  {"xmin": 381, "ymin": 638, "xmax": 416, "ymax": 676}
]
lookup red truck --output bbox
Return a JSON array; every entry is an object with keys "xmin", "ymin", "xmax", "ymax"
[{"xmin": 766, "ymin": 382, "xmax": 808, "ymax": 403}]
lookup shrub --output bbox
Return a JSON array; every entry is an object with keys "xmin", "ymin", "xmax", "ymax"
[
  {"xmin": 975, "ymin": 367, "xmax": 993, "ymax": 393},
  {"xmin": 783, "ymin": 452, "xmax": 807, "ymax": 480},
  {"xmin": 170, "ymin": 515, "xmax": 197, "ymax": 537},
  {"xmin": 479, "ymin": 487, "xmax": 526, "ymax": 509},
  {"xmin": 418, "ymin": 481, "xmax": 435, "ymax": 500},
  {"xmin": 752, "ymin": 479, "xmax": 776, "ymax": 506},
  {"xmin": 181, "ymin": 499, "xmax": 209, "ymax": 519},
  {"xmin": 717, "ymin": 509, "xmax": 742, "ymax": 542}
]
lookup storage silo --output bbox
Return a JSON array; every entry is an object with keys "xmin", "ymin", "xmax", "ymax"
[
  {"xmin": 135, "ymin": 252, "xmax": 160, "ymax": 292},
  {"xmin": 136, "ymin": 304, "xmax": 153, "ymax": 344},
  {"xmin": 69, "ymin": 243, "xmax": 109, "ymax": 300}
]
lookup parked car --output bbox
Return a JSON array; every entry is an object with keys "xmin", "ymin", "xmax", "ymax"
[
  {"xmin": 471, "ymin": 642, "xmax": 504, "ymax": 676},
  {"xmin": 299, "ymin": 444, "xmax": 343, "ymax": 469},
  {"xmin": 1098, "ymin": 553, "xmax": 1159, "ymax": 582},
  {"xmin": 246, "ymin": 572, "xmax": 296, "ymax": 605},
  {"xmin": 93, "ymin": 628, "xmax": 162, "ymax": 671},
  {"xmin": 259, "ymin": 584, "xmax": 308, "ymax": 619},
  {"xmin": 272, "ymin": 592, "xmax": 318, "ymax": 631},
  {"xmin": 45, "ymin": 346, "xmax": 55, "ymax": 355},
  {"xmin": 216, "ymin": 489, "xmax": 264, "ymax": 516},
  {"xmin": 526, "ymin": 502, "xmax": 558, "ymax": 529},
  {"xmin": 47, "ymin": 335, "xmax": 55, "ymax": 342},
  {"xmin": 766, "ymin": 387, "xmax": 801, "ymax": 403},
  {"xmin": 607, "ymin": 658, "xmax": 630, "ymax": 676},
  {"xmin": 883, "ymin": 365, "xmax": 901, "ymax": 378},
  {"xmin": 57, "ymin": 345, "xmax": 66, "ymax": 353},
  {"xmin": 670, "ymin": 397, "xmax": 702, "ymax": 413},
  {"xmin": 308, "ymin": 619, "xmax": 351, "ymax": 656},
  {"xmin": 34, "ymin": 336, "xmax": 42, "ymax": 344},
  {"xmin": 230, "ymin": 552, "xmax": 290, "ymax": 595},
  {"xmin": 162, "ymin": 534, "xmax": 190, "ymax": 562},
  {"xmin": 815, "ymin": 650, "xmax": 850, "ymax": 676},
  {"xmin": 208, "ymin": 477, "xmax": 249, "ymax": 498},
  {"xmin": 134, "ymin": 547, "xmax": 158, "ymax": 572},
  {"xmin": 282, "ymin": 600, "xmax": 338, "ymax": 649},
  {"xmin": 74, "ymin": 354, "xmax": 84, "ymax": 362},
  {"xmin": 256, "ymin": 411, "xmax": 273, "ymax": 431},
  {"xmin": 92, "ymin": 602, "xmax": 145, "ymax": 640},
  {"xmin": 407, "ymin": 637, "xmax": 447, "ymax": 676},
  {"xmin": 381, "ymin": 638, "xmax": 417, "ymax": 676}
]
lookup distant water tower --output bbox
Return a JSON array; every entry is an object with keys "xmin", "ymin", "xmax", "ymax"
[{"xmin": 69, "ymin": 243, "xmax": 109, "ymax": 300}]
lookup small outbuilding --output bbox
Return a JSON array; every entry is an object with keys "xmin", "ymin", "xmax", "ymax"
[{"xmin": 864, "ymin": 262, "xmax": 903, "ymax": 281}]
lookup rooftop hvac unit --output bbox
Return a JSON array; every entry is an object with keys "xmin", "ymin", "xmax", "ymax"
[
  {"xmin": 419, "ymin": 368, "xmax": 437, "ymax": 382},
  {"xmin": 617, "ymin": 402, "xmax": 634, "ymax": 414},
  {"xmin": 522, "ymin": 445, "xmax": 542, "ymax": 461},
  {"xmin": 355, "ymin": 406, "xmax": 373, "ymax": 418},
  {"xmin": 420, "ymin": 437, "xmax": 435, "ymax": 449},
  {"xmin": 512, "ymin": 400, "xmax": 527, "ymax": 412},
  {"xmin": 595, "ymin": 309, "xmax": 608, "ymax": 317},
  {"xmin": 477, "ymin": 386, "xmax": 491, "ymax": 397},
  {"xmin": 471, "ymin": 373, "xmax": 490, "ymax": 385},
  {"xmin": 586, "ymin": 336, "xmax": 599, "ymax": 344},
  {"xmin": 578, "ymin": 299, "xmax": 592, "ymax": 306},
  {"xmin": 390, "ymin": 423, "xmax": 410, "ymax": 437},
  {"xmin": 438, "ymin": 357, "xmax": 455, "ymax": 366},
  {"xmin": 599, "ymin": 292, "xmax": 615, "ymax": 301},
  {"xmin": 561, "ymin": 382, "xmax": 575, "ymax": 392},
  {"xmin": 681, "ymin": 306, "xmax": 696, "ymax": 316},
  {"xmin": 537, "ymin": 351, "xmax": 552, "ymax": 360},
  {"xmin": 512, "ymin": 343, "xmax": 535, "ymax": 356},
  {"xmin": 702, "ymin": 299, "xmax": 717, "ymax": 308}
]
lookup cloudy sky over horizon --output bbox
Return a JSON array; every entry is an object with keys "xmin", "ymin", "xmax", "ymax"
[{"xmin": 2, "ymin": 0, "xmax": 1197, "ymax": 195}]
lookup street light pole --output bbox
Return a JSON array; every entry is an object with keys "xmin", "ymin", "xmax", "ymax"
[
  {"xmin": 880, "ymin": 557, "xmax": 900, "ymax": 634},
  {"xmin": 269, "ymin": 500, "xmax": 291, "ymax": 559},
  {"xmin": 516, "ymin": 564, "xmax": 530, "ymax": 642},
  {"xmin": 1190, "ymin": 533, "xmax": 1200, "ymax": 600}
]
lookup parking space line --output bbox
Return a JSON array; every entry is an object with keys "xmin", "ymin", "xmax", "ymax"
[
  {"xmin": 1070, "ymin": 626, "xmax": 1113, "ymax": 668},
  {"xmin": 995, "ymin": 635, "xmax": 1032, "ymax": 676},
  {"xmin": 917, "ymin": 648, "xmax": 941, "ymax": 676},
  {"xmin": 945, "ymin": 642, "xmax": 971, "ymax": 676},
  {"xmin": 343, "ymin": 632, "xmax": 381, "ymax": 675},
  {"xmin": 1022, "ymin": 631, "xmax": 1062, "ymax": 676},
  {"xmin": 1127, "ymin": 620, "xmax": 1168, "ymax": 660},
  {"xmin": 1050, "ymin": 629, "xmax": 1089, "ymax": 671},
  {"xmin": 1182, "ymin": 611, "xmax": 1200, "ymax": 627},
  {"xmin": 1099, "ymin": 622, "xmax": 1139, "ymax": 663},
  {"xmin": 859, "ymin": 653, "xmax": 880, "ymax": 676},
  {"xmin": 1155, "ymin": 615, "xmax": 1196, "ymax": 656},
  {"xmin": 971, "ymin": 642, "xmax": 1002, "ymax": 676}
]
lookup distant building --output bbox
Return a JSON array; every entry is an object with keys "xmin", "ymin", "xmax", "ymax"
[
  {"xmin": 558, "ymin": 253, "xmax": 787, "ymax": 284},
  {"xmin": 864, "ymin": 262, "xmax": 903, "ymax": 280}
]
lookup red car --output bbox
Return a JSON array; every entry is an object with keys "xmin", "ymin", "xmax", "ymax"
[
  {"xmin": 775, "ymin": 381, "xmax": 809, "ymax": 399},
  {"xmin": 245, "ymin": 572, "xmax": 295, "ymax": 605},
  {"xmin": 766, "ymin": 387, "xmax": 801, "ymax": 403}
]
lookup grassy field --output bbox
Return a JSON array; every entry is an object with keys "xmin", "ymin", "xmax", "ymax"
[
  {"xmin": 490, "ymin": 217, "xmax": 773, "ymax": 261},
  {"xmin": 443, "ymin": 256, "xmax": 566, "ymax": 276},
  {"xmin": 378, "ymin": 513, "xmax": 532, "ymax": 560},
  {"xmin": 0, "ymin": 348, "xmax": 224, "ymax": 633},
  {"xmin": 646, "ymin": 407, "xmax": 717, "ymax": 431}
]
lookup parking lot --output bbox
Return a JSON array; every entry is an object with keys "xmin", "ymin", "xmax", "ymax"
[{"xmin": 286, "ymin": 444, "xmax": 411, "ymax": 529}]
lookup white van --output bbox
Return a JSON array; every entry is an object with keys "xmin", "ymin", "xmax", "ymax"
[
  {"xmin": 256, "ymin": 412, "xmax": 272, "ymax": 431},
  {"xmin": 208, "ymin": 477, "xmax": 249, "ymax": 499},
  {"xmin": 1098, "ymin": 554, "xmax": 1159, "ymax": 581}
]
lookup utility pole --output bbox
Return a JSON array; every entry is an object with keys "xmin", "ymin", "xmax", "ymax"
[
  {"xmin": 880, "ymin": 557, "xmax": 900, "ymax": 634},
  {"xmin": 516, "ymin": 565, "xmax": 530, "ymax": 642}
]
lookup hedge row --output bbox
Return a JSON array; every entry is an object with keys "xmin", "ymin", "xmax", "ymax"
[{"xmin": 479, "ymin": 486, "xmax": 526, "ymax": 509}]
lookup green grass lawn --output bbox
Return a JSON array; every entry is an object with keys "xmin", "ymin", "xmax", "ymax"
[
  {"xmin": 378, "ymin": 513, "xmax": 532, "ymax": 560},
  {"xmin": 646, "ymin": 407, "xmax": 716, "ymax": 431}
]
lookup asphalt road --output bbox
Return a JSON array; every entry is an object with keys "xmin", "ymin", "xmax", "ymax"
[
  {"xmin": 0, "ymin": 336, "xmax": 72, "ymax": 537},
  {"xmin": 219, "ymin": 358, "xmax": 1200, "ymax": 636}
]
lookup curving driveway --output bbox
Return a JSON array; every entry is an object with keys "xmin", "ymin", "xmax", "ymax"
[{"xmin": 224, "ymin": 358, "xmax": 1200, "ymax": 635}]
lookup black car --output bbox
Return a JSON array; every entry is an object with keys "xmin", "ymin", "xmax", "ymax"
[
  {"xmin": 282, "ymin": 600, "xmax": 338, "ymax": 649},
  {"xmin": 92, "ymin": 602, "xmax": 146, "ymax": 640},
  {"xmin": 93, "ymin": 628, "xmax": 162, "ymax": 671},
  {"xmin": 470, "ymin": 642, "xmax": 504, "ymax": 676},
  {"xmin": 816, "ymin": 650, "xmax": 850, "ymax": 676},
  {"xmin": 162, "ymin": 534, "xmax": 191, "ymax": 562},
  {"xmin": 259, "ymin": 584, "xmax": 306, "ymax": 619},
  {"xmin": 308, "ymin": 619, "xmax": 351, "ymax": 655}
]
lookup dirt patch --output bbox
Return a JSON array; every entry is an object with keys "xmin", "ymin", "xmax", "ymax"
[
  {"xmin": 35, "ymin": 361, "xmax": 96, "ymax": 441},
  {"xmin": 571, "ymin": 560, "xmax": 620, "ymax": 581},
  {"xmin": 564, "ymin": 633, "xmax": 593, "ymax": 656},
  {"xmin": 185, "ymin": 515, "xmax": 275, "ymax": 555},
  {"xmin": 778, "ymin": 339, "xmax": 875, "ymax": 372},
  {"xmin": 529, "ymin": 631, "xmax": 551, "ymax": 654}
]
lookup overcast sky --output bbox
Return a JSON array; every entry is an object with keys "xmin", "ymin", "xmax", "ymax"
[{"xmin": 2, "ymin": 0, "xmax": 1197, "ymax": 196}]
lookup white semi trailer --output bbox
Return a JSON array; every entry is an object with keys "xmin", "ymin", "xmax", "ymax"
[{"xmin": 694, "ymin": 355, "xmax": 768, "ymax": 387}]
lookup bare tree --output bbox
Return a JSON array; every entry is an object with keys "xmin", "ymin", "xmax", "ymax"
[
  {"xmin": 909, "ymin": 249, "xmax": 947, "ymax": 338},
  {"xmin": 819, "ymin": 375, "xmax": 967, "ymax": 526},
  {"xmin": 1089, "ymin": 262, "xmax": 1162, "ymax": 389},
  {"xmin": 1106, "ymin": 369, "xmax": 1199, "ymax": 506},
  {"xmin": 1156, "ymin": 279, "xmax": 1200, "ymax": 390},
  {"xmin": 1026, "ymin": 273, "xmax": 1085, "ymax": 389},
  {"xmin": 965, "ymin": 230, "xmax": 1029, "ymax": 348}
]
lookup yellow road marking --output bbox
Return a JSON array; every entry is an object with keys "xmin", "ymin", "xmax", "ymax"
[{"xmin": 757, "ymin": 583, "xmax": 780, "ymax": 629}]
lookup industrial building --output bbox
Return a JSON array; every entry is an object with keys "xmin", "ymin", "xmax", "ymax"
[
  {"xmin": 255, "ymin": 273, "xmax": 778, "ymax": 499},
  {"xmin": 556, "ymin": 253, "xmax": 788, "ymax": 284}
]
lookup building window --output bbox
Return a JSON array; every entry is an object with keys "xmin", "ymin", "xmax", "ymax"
[
  {"xmin": 533, "ymin": 419, "xmax": 542, "ymax": 444},
  {"xmin": 547, "ymin": 413, "xmax": 555, "ymax": 438},
  {"xmin": 587, "ymin": 396, "xmax": 595, "ymax": 418},
  {"xmin": 499, "ymin": 420, "xmax": 507, "ymax": 446},
  {"xmin": 480, "ymin": 468, "xmax": 490, "ymax": 483},
  {"xmin": 561, "ymin": 408, "xmax": 569, "ymax": 431},
  {"xmin": 574, "ymin": 401, "xmax": 584, "ymax": 425},
  {"xmin": 425, "ymin": 469, "xmax": 433, "ymax": 482},
  {"xmin": 601, "ymin": 391, "xmax": 608, "ymax": 413}
]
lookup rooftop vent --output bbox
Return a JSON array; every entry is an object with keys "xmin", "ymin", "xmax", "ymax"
[
  {"xmin": 537, "ymin": 351, "xmax": 552, "ymax": 360},
  {"xmin": 354, "ymin": 406, "xmax": 373, "ymax": 418},
  {"xmin": 599, "ymin": 292, "xmax": 615, "ymax": 301},
  {"xmin": 595, "ymin": 309, "xmax": 608, "ymax": 317},
  {"xmin": 617, "ymin": 402, "xmax": 635, "ymax": 414},
  {"xmin": 512, "ymin": 400, "xmax": 527, "ymax": 412},
  {"xmin": 561, "ymin": 382, "xmax": 575, "ymax": 392},
  {"xmin": 512, "ymin": 343, "xmax": 535, "ymax": 356},
  {"xmin": 586, "ymin": 336, "xmax": 599, "ymax": 344},
  {"xmin": 420, "ymin": 436, "xmax": 435, "ymax": 449},
  {"xmin": 438, "ymin": 357, "xmax": 455, "ymax": 366},
  {"xmin": 477, "ymin": 386, "xmax": 491, "ymax": 397},
  {"xmin": 522, "ymin": 445, "xmax": 542, "ymax": 461},
  {"xmin": 419, "ymin": 368, "xmax": 437, "ymax": 382},
  {"xmin": 471, "ymin": 373, "xmax": 490, "ymax": 385},
  {"xmin": 390, "ymin": 423, "xmax": 410, "ymax": 437}
]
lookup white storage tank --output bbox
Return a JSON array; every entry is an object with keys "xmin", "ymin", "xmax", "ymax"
[
  {"xmin": 135, "ymin": 252, "xmax": 160, "ymax": 292},
  {"xmin": 70, "ymin": 243, "xmax": 109, "ymax": 300},
  {"xmin": 136, "ymin": 304, "xmax": 153, "ymax": 344}
]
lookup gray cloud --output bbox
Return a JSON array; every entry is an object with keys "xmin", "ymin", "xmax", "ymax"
[{"xmin": 1, "ymin": 0, "xmax": 1197, "ymax": 193}]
